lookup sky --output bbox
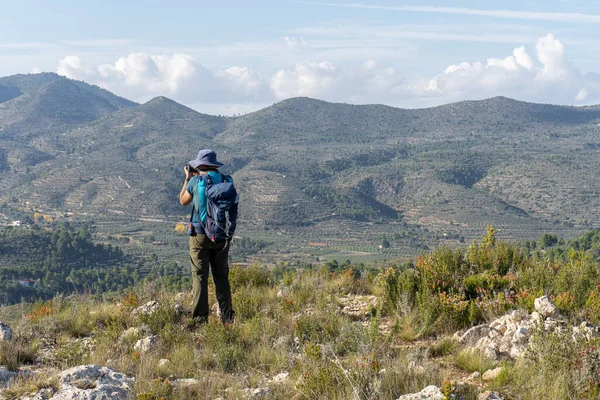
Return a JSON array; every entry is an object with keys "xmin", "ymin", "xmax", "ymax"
[{"xmin": 2, "ymin": 0, "xmax": 600, "ymax": 115}]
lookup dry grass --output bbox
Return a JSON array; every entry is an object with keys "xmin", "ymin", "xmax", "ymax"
[{"xmin": 2, "ymin": 265, "xmax": 599, "ymax": 399}]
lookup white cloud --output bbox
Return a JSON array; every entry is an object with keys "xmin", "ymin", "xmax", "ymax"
[
  {"xmin": 417, "ymin": 34, "xmax": 599, "ymax": 104},
  {"xmin": 216, "ymin": 66, "xmax": 264, "ymax": 98},
  {"xmin": 97, "ymin": 53, "xmax": 198, "ymax": 94},
  {"xmin": 57, "ymin": 52, "xmax": 266, "ymax": 105},
  {"xmin": 270, "ymin": 60, "xmax": 406, "ymax": 102},
  {"xmin": 54, "ymin": 34, "xmax": 600, "ymax": 113}
]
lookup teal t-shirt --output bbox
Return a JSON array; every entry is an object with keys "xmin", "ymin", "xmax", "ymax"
[{"xmin": 186, "ymin": 171, "xmax": 231, "ymax": 229}]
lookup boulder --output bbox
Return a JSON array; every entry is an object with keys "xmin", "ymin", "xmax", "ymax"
[
  {"xmin": 397, "ymin": 385, "xmax": 444, "ymax": 400},
  {"xmin": 270, "ymin": 371, "xmax": 290, "ymax": 384},
  {"xmin": 456, "ymin": 324, "xmax": 490, "ymax": 346},
  {"xmin": 131, "ymin": 301, "xmax": 159, "ymax": 318},
  {"xmin": 530, "ymin": 311, "xmax": 542, "ymax": 324},
  {"xmin": 511, "ymin": 327, "xmax": 529, "ymax": 344},
  {"xmin": 0, "ymin": 366, "xmax": 17, "ymax": 384},
  {"xmin": 483, "ymin": 346, "xmax": 499, "ymax": 361},
  {"xmin": 133, "ymin": 335, "xmax": 159, "ymax": 354},
  {"xmin": 50, "ymin": 364, "xmax": 133, "ymax": 399},
  {"xmin": 0, "ymin": 322, "xmax": 12, "ymax": 341},
  {"xmin": 534, "ymin": 296, "xmax": 559, "ymax": 319},
  {"xmin": 482, "ymin": 367, "xmax": 504, "ymax": 382},
  {"xmin": 119, "ymin": 327, "xmax": 143, "ymax": 343},
  {"xmin": 510, "ymin": 344, "xmax": 526, "ymax": 358}
]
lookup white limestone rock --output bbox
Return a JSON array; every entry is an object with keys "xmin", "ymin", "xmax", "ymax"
[
  {"xmin": 531, "ymin": 311, "xmax": 543, "ymax": 324},
  {"xmin": 133, "ymin": 335, "xmax": 159, "ymax": 354},
  {"xmin": 512, "ymin": 327, "xmax": 529, "ymax": 344},
  {"xmin": 51, "ymin": 364, "xmax": 133, "ymax": 399},
  {"xmin": 482, "ymin": 367, "xmax": 504, "ymax": 382},
  {"xmin": 172, "ymin": 378, "xmax": 200, "ymax": 388},
  {"xmin": 0, "ymin": 322, "xmax": 12, "ymax": 341},
  {"xmin": 396, "ymin": 385, "xmax": 444, "ymax": 400},
  {"xmin": 510, "ymin": 344, "xmax": 527, "ymax": 359},
  {"xmin": 534, "ymin": 296, "xmax": 559, "ymax": 319},
  {"xmin": 457, "ymin": 324, "xmax": 490, "ymax": 345},
  {"xmin": 483, "ymin": 346, "xmax": 499, "ymax": 361},
  {"xmin": 270, "ymin": 371, "xmax": 290, "ymax": 384},
  {"xmin": 242, "ymin": 387, "xmax": 272, "ymax": 399},
  {"xmin": 131, "ymin": 301, "xmax": 159, "ymax": 318}
]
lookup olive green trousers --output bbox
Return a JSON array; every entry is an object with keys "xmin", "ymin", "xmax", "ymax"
[{"xmin": 189, "ymin": 235, "xmax": 234, "ymax": 323}]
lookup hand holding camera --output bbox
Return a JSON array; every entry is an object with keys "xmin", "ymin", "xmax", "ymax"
[{"xmin": 184, "ymin": 164, "xmax": 197, "ymax": 180}]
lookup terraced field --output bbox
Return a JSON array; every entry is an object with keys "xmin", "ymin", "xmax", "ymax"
[{"xmin": 2, "ymin": 73, "xmax": 600, "ymax": 267}]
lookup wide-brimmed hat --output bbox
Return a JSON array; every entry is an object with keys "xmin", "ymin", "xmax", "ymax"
[{"xmin": 188, "ymin": 149, "xmax": 224, "ymax": 168}]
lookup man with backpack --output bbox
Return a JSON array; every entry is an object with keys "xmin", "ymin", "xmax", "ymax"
[{"xmin": 179, "ymin": 149, "xmax": 238, "ymax": 325}]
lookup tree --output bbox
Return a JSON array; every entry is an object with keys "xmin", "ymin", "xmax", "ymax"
[{"xmin": 381, "ymin": 237, "xmax": 390, "ymax": 248}]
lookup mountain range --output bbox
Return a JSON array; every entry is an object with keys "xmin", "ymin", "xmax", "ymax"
[{"xmin": 2, "ymin": 72, "xmax": 600, "ymax": 260}]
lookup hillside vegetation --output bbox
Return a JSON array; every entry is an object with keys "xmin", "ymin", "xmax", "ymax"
[
  {"xmin": 2, "ymin": 230, "xmax": 600, "ymax": 398},
  {"xmin": 1, "ymin": 73, "xmax": 600, "ymax": 261}
]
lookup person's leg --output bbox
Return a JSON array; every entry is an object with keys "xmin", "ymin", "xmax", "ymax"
[
  {"xmin": 210, "ymin": 241, "xmax": 235, "ymax": 323},
  {"xmin": 189, "ymin": 235, "xmax": 211, "ymax": 322}
]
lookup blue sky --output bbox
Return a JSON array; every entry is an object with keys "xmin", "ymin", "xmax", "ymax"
[{"xmin": 2, "ymin": 0, "xmax": 600, "ymax": 114}]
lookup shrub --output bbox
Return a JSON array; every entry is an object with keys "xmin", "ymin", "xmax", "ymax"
[
  {"xmin": 454, "ymin": 348, "xmax": 497, "ymax": 374},
  {"xmin": 0, "ymin": 341, "xmax": 38, "ymax": 371},
  {"xmin": 295, "ymin": 312, "xmax": 341, "ymax": 344},
  {"xmin": 25, "ymin": 300, "xmax": 55, "ymax": 322},
  {"xmin": 585, "ymin": 287, "xmax": 600, "ymax": 325},
  {"xmin": 229, "ymin": 264, "xmax": 271, "ymax": 291},
  {"xmin": 333, "ymin": 322, "xmax": 369, "ymax": 357},
  {"xmin": 428, "ymin": 337, "xmax": 458, "ymax": 358}
]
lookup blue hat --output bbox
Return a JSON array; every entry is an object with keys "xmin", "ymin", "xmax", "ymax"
[{"xmin": 188, "ymin": 149, "xmax": 224, "ymax": 168}]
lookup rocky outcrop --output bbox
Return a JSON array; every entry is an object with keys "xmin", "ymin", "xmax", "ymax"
[
  {"xmin": 456, "ymin": 324, "xmax": 490, "ymax": 346},
  {"xmin": 454, "ymin": 296, "xmax": 600, "ymax": 361},
  {"xmin": 338, "ymin": 295, "xmax": 377, "ymax": 319},
  {"xmin": 37, "ymin": 365, "xmax": 134, "ymax": 399},
  {"xmin": 131, "ymin": 301, "xmax": 159, "ymax": 318},
  {"xmin": 396, "ymin": 385, "xmax": 444, "ymax": 400},
  {"xmin": 0, "ymin": 322, "xmax": 13, "ymax": 341}
]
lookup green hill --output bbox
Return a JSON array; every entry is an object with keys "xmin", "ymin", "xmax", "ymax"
[{"xmin": 1, "ymin": 73, "xmax": 600, "ymax": 262}]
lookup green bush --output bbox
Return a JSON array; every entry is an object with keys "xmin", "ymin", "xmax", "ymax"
[{"xmin": 229, "ymin": 264, "xmax": 271, "ymax": 291}]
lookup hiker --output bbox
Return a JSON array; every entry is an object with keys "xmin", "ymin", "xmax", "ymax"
[{"xmin": 179, "ymin": 149, "xmax": 238, "ymax": 324}]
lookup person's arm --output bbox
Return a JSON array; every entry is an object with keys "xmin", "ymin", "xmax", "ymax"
[{"xmin": 179, "ymin": 167, "xmax": 193, "ymax": 206}]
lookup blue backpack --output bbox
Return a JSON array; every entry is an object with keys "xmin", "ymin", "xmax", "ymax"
[{"xmin": 200, "ymin": 174, "xmax": 239, "ymax": 243}]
